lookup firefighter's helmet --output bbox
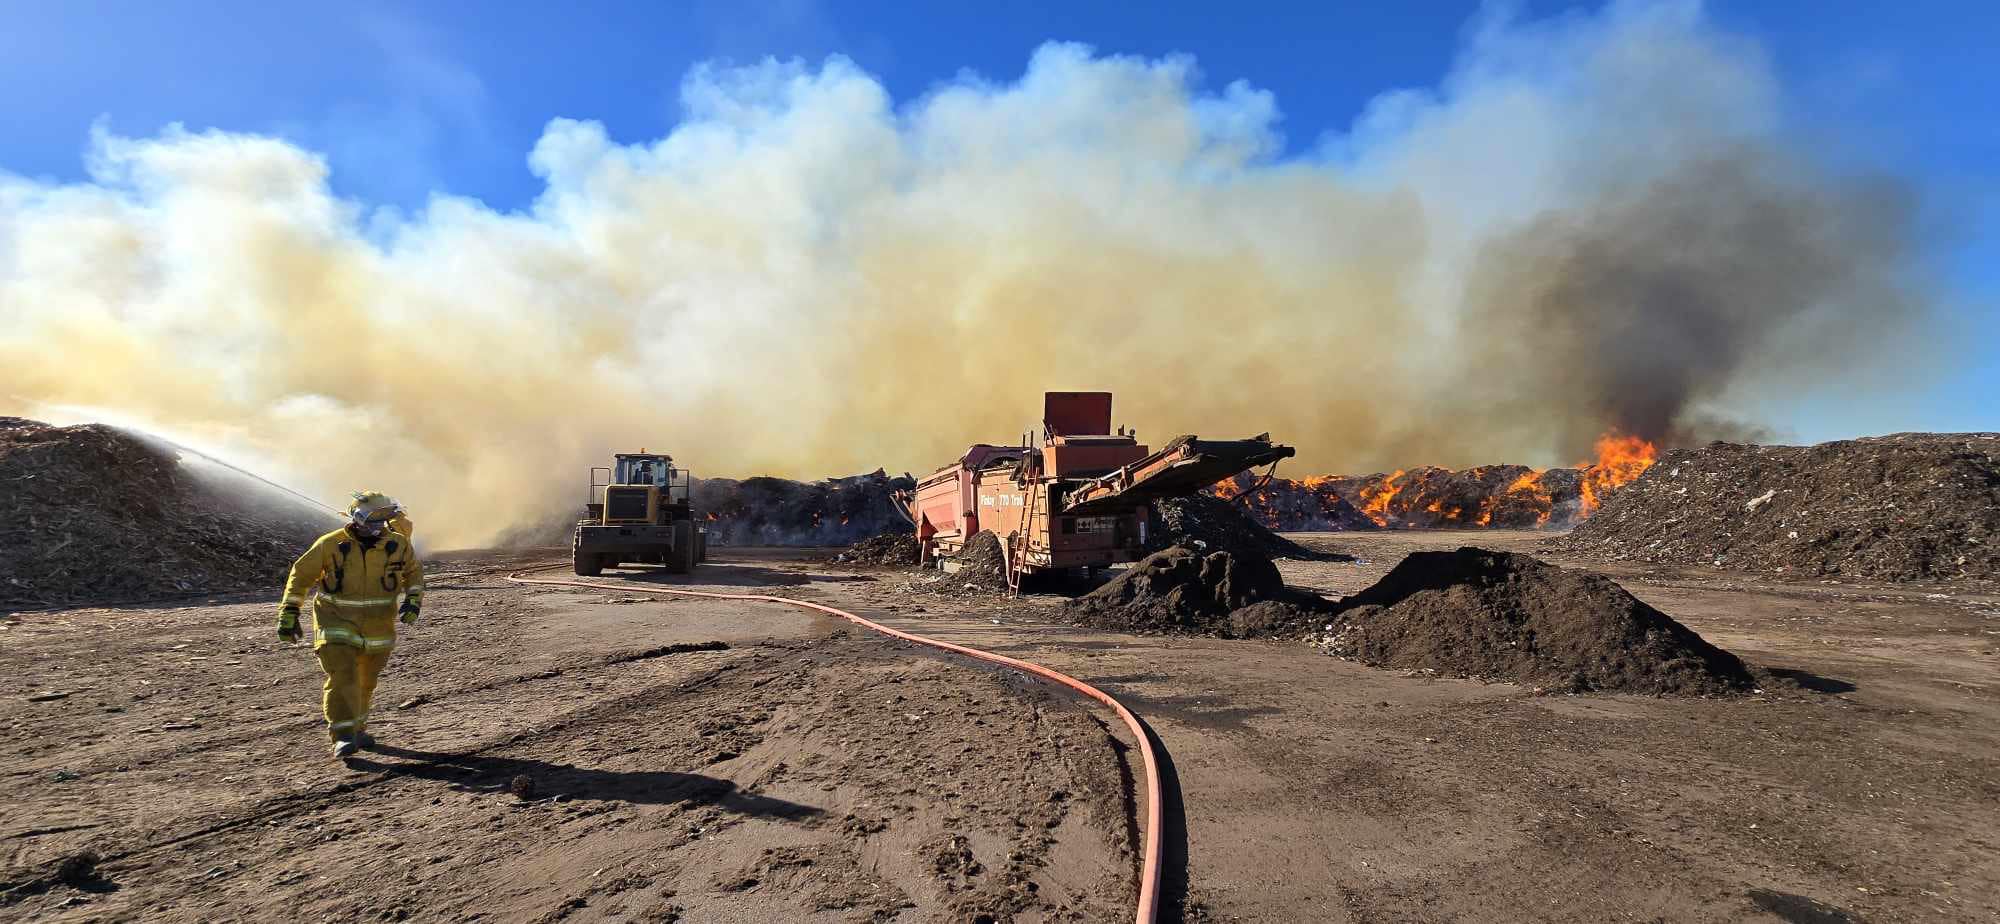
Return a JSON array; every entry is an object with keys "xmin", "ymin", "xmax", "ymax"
[{"xmin": 347, "ymin": 491, "xmax": 402, "ymax": 537}]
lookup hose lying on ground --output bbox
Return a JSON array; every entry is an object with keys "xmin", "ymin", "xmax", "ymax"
[{"xmin": 505, "ymin": 567, "xmax": 1165, "ymax": 924}]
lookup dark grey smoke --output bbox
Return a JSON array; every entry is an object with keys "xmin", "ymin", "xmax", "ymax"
[{"xmin": 1449, "ymin": 151, "xmax": 1929, "ymax": 456}]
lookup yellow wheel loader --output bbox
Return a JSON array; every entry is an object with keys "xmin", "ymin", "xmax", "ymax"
[{"xmin": 572, "ymin": 452, "xmax": 708, "ymax": 576}]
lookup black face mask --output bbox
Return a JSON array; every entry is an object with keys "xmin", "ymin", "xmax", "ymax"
[{"xmin": 347, "ymin": 524, "xmax": 385, "ymax": 548}]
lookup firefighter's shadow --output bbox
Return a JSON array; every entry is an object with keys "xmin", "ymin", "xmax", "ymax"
[{"xmin": 350, "ymin": 745, "xmax": 823, "ymax": 820}]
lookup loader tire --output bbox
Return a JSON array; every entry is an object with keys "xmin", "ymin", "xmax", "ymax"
[
  {"xmin": 668, "ymin": 521, "xmax": 697, "ymax": 574},
  {"xmin": 572, "ymin": 529, "xmax": 602, "ymax": 577}
]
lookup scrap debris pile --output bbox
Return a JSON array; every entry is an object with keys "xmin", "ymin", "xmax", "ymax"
[
  {"xmin": 1216, "ymin": 433, "xmax": 1657, "ymax": 530},
  {"xmin": 1549, "ymin": 433, "xmax": 2000, "ymax": 583},
  {"xmin": 694, "ymin": 470, "xmax": 915, "ymax": 547},
  {"xmin": 1319, "ymin": 548, "xmax": 1754, "ymax": 695},
  {"xmin": 831, "ymin": 531, "xmax": 920, "ymax": 566},
  {"xmin": 0, "ymin": 418, "xmax": 332, "ymax": 608}
]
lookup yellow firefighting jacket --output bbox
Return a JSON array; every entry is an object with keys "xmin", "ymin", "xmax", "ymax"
[{"xmin": 281, "ymin": 527, "xmax": 424, "ymax": 652}]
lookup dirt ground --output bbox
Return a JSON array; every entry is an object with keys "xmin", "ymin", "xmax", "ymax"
[
  {"xmin": 5, "ymin": 533, "xmax": 1998, "ymax": 922},
  {"xmin": 0, "ymin": 550, "xmax": 1136, "ymax": 923}
]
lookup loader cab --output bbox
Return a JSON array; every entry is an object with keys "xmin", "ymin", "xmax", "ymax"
[
  {"xmin": 587, "ymin": 452, "xmax": 693, "ymax": 528},
  {"xmin": 609, "ymin": 452, "xmax": 691, "ymax": 503},
  {"xmin": 616, "ymin": 453, "xmax": 673, "ymax": 489}
]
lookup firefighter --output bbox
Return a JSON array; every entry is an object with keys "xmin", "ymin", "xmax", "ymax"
[{"xmin": 278, "ymin": 491, "xmax": 424, "ymax": 759}]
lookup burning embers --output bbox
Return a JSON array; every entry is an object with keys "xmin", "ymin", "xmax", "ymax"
[{"xmin": 1215, "ymin": 433, "xmax": 1657, "ymax": 530}]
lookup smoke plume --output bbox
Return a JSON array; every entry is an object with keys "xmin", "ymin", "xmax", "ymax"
[{"xmin": 0, "ymin": 2, "xmax": 1942, "ymax": 546}]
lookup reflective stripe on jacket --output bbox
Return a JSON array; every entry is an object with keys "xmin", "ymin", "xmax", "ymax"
[{"xmin": 280, "ymin": 527, "xmax": 424, "ymax": 648}]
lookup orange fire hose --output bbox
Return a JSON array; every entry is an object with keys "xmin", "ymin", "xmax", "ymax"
[{"xmin": 506, "ymin": 568, "xmax": 1165, "ymax": 924}]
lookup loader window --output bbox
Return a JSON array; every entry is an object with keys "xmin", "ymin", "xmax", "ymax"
[{"xmin": 616, "ymin": 458, "xmax": 673, "ymax": 489}]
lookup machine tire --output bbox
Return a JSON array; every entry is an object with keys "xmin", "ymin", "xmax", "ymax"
[
  {"xmin": 668, "ymin": 520, "xmax": 697, "ymax": 574},
  {"xmin": 572, "ymin": 527, "xmax": 602, "ymax": 577}
]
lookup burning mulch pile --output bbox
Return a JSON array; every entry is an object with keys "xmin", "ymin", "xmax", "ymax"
[
  {"xmin": 1547, "ymin": 434, "xmax": 2000, "ymax": 583},
  {"xmin": 1067, "ymin": 546, "xmax": 1329, "ymax": 638},
  {"xmin": 1207, "ymin": 476, "xmax": 1381, "ymax": 531},
  {"xmin": 831, "ymin": 531, "xmax": 920, "ymax": 567},
  {"xmin": 1218, "ymin": 465, "xmax": 1590, "ymax": 530},
  {"xmin": 1148, "ymin": 493, "xmax": 1346, "ymax": 561},
  {"xmin": 1319, "ymin": 547, "xmax": 1754, "ymax": 695},
  {"xmin": 0, "ymin": 418, "xmax": 334, "ymax": 609},
  {"xmin": 1216, "ymin": 435, "xmax": 1657, "ymax": 531},
  {"xmin": 911, "ymin": 530, "xmax": 1011, "ymax": 596}
]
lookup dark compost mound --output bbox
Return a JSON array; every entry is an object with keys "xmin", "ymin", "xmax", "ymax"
[
  {"xmin": 911, "ymin": 530, "xmax": 1011, "ymax": 595},
  {"xmin": 0, "ymin": 417, "xmax": 334, "ymax": 609},
  {"xmin": 1149, "ymin": 493, "xmax": 1342, "ymax": 561},
  {"xmin": 694, "ymin": 469, "xmax": 915, "ymax": 547},
  {"xmin": 1323, "ymin": 547, "xmax": 1753, "ymax": 695},
  {"xmin": 1548, "ymin": 434, "xmax": 2000, "ymax": 583},
  {"xmin": 1068, "ymin": 546, "xmax": 1321, "ymax": 637},
  {"xmin": 833, "ymin": 531, "xmax": 920, "ymax": 567}
]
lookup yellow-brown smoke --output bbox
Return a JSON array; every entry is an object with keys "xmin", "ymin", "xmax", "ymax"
[{"xmin": 0, "ymin": 4, "xmax": 1940, "ymax": 546}]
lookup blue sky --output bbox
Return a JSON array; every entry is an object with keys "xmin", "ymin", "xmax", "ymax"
[{"xmin": 3, "ymin": 0, "xmax": 1994, "ymax": 438}]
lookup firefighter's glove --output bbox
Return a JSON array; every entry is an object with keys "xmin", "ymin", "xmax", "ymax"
[
  {"xmin": 398, "ymin": 602, "xmax": 420, "ymax": 625},
  {"xmin": 278, "ymin": 605, "xmax": 302, "ymax": 644}
]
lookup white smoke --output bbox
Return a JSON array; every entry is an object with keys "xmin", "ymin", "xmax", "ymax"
[{"xmin": 0, "ymin": 1, "xmax": 1940, "ymax": 546}]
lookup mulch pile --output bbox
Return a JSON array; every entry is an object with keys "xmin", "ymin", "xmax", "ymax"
[
  {"xmin": 831, "ymin": 531, "xmax": 920, "ymax": 567},
  {"xmin": 1210, "ymin": 475, "xmax": 1383, "ymax": 531},
  {"xmin": 1066, "ymin": 546, "xmax": 1327, "ymax": 638},
  {"xmin": 911, "ymin": 530, "xmax": 1011, "ymax": 596},
  {"xmin": 1149, "ymin": 493, "xmax": 1341, "ymax": 561},
  {"xmin": 1218, "ymin": 465, "xmax": 1592, "ymax": 530},
  {"xmin": 1318, "ymin": 547, "xmax": 1753, "ymax": 695},
  {"xmin": 1547, "ymin": 433, "xmax": 2000, "ymax": 584},
  {"xmin": 498, "ymin": 469, "xmax": 916, "ymax": 548},
  {"xmin": 694, "ymin": 469, "xmax": 916, "ymax": 547},
  {"xmin": 0, "ymin": 417, "xmax": 335, "ymax": 609}
]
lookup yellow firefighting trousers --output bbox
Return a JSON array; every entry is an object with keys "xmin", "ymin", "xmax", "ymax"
[{"xmin": 313, "ymin": 610, "xmax": 397, "ymax": 741}]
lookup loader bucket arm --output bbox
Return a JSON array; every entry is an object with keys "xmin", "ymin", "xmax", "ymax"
[{"xmin": 1059, "ymin": 434, "xmax": 1295, "ymax": 516}]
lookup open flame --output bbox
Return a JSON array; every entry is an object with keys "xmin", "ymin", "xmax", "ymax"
[
  {"xmin": 1503, "ymin": 469, "xmax": 1553, "ymax": 527},
  {"xmin": 1205, "ymin": 431, "xmax": 1658, "ymax": 529},
  {"xmin": 1576, "ymin": 431, "xmax": 1658, "ymax": 517},
  {"xmin": 1358, "ymin": 469, "xmax": 1408, "ymax": 526}
]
